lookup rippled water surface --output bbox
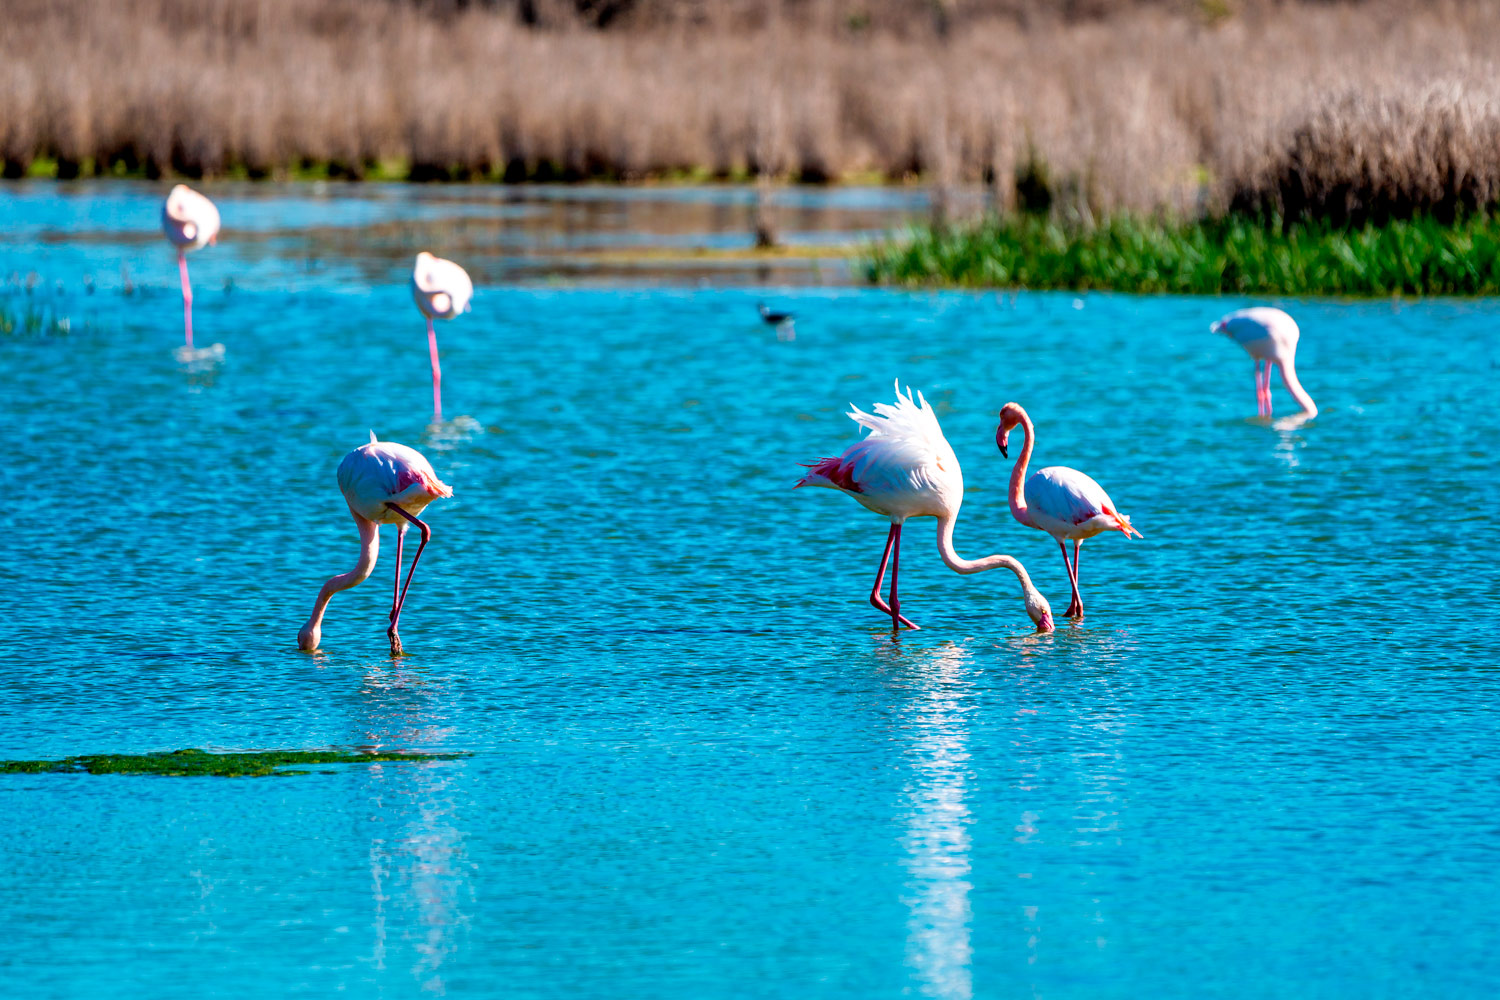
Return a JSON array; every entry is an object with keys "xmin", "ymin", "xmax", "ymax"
[{"xmin": 3, "ymin": 182, "xmax": 1498, "ymax": 998}]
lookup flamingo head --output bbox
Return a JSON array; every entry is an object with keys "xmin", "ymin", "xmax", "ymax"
[
  {"xmin": 297, "ymin": 621, "xmax": 321, "ymax": 652},
  {"xmin": 996, "ymin": 401, "xmax": 1025, "ymax": 458},
  {"xmin": 1024, "ymin": 586, "xmax": 1054, "ymax": 633}
]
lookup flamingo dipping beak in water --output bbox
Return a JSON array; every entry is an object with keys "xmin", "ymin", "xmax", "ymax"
[
  {"xmin": 797, "ymin": 381, "xmax": 1054, "ymax": 634},
  {"xmin": 411, "ymin": 252, "xmax": 474, "ymax": 423},
  {"xmin": 298, "ymin": 434, "xmax": 453, "ymax": 656},
  {"xmin": 1211, "ymin": 306, "xmax": 1317, "ymax": 419}
]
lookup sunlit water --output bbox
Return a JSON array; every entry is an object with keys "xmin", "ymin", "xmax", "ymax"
[{"xmin": 3, "ymin": 182, "xmax": 1498, "ymax": 998}]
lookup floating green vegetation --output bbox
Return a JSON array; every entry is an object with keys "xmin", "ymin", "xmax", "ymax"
[
  {"xmin": 0, "ymin": 748, "xmax": 468, "ymax": 778},
  {"xmin": 0, "ymin": 302, "xmax": 74, "ymax": 337},
  {"xmin": 863, "ymin": 212, "xmax": 1500, "ymax": 296}
]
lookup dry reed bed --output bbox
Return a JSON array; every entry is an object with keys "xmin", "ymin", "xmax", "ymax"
[{"xmin": 5, "ymin": 0, "xmax": 1500, "ymax": 219}]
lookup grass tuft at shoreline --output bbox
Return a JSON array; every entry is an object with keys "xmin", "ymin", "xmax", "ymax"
[{"xmin": 863, "ymin": 213, "xmax": 1500, "ymax": 296}]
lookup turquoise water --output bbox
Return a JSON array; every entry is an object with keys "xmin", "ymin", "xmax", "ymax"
[{"xmin": 3, "ymin": 182, "xmax": 1498, "ymax": 997}]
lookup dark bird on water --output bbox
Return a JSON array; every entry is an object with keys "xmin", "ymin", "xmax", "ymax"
[{"xmin": 758, "ymin": 302, "xmax": 794, "ymax": 325}]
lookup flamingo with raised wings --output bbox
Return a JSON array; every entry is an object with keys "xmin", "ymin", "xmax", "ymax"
[
  {"xmin": 797, "ymin": 383, "xmax": 1054, "ymax": 633},
  {"xmin": 1211, "ymin": 306, "xmax": 1317, "ymax": 418},
  {"xmin": 411, "ymin": 252, "xmax": 473, "ymax": 423},
  {"xmin": 160, "ymin": 184, "xmax": 220, "ymax": 351},
  {"xmin": 298, "ymin": 435, "xmax": 453, "ymax": 656},
  {"xmin": 997, "ymin": 402, "xmax": 1140, "ymax": 619}
]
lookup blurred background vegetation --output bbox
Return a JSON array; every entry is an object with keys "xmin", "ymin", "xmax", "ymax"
[{"xmin": 4, "ymin": 0, "xmax": 1500, "ymax": 229}]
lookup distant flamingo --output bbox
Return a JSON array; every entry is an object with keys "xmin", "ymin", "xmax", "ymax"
[
  {"xmin": 997, "ymin": 402, "xmax": 1141, "ymax": 619},
  {"xmin": 797, "ymin": 383, "xmax": 1054, "ymax": 633},
  {"xmin": 160, "ymin": 184, "xmax": 220, "ymax": 351},
  {"xmin": 1211, "ymin": 307, "xmax": 1317, "ymax": 419},
  {"xmin": 298, "ymin": 434, "xmax": 453, "ymax": 655},
  {"xmin": 410, "ymin": 252, "xmax": 473, "ymax": 423}
]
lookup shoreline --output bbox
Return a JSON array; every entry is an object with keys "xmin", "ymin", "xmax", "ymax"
[{"xmin": 862, "ymin": 214, "xmax": 1500, "ymax": 297}]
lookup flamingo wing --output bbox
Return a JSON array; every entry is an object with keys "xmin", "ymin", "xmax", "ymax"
[
  {"xmin": 796, "ymin": 382, "xmax": 961, "ymax": 515},
  {"xmin": 1024, "ymin": 465, "xmax": 1132, "ymax": 531}
]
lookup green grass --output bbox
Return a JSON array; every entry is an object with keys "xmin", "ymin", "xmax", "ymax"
[
  {"xmin": 863, "ymin": 213, "xmax": 1500, "ymax": 296},
  {"xmin": 0, "ymin": 748, "xmax": 467, "ymax": 778}
]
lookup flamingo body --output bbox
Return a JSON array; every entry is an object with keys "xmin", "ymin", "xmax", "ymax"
[
  {"xmin": 1211, "ymin": 306, "xmax": 1317, "ymax": 418},
  {"xmin": 412, "ymin": 252, "xmax": 473, "ymax": 320},
  {"xmin": 161, "ymin": 184, "xmax": 220, "ymax": 250},
  {"xmin": 338, "ymin": 440, "xmax": 452, "ymax": 524},
  {"xmin": 798, "ymin": 383, "xmax": 1053, "ymax": 633},
  {"xmin": 298, "ymin": 435, "xmax": 453, "ymax": 655},
  {"xmin": 998, "ymin": 402, "xmax": 1140, "ymax": 619},
  {"xmin": 1022, "ymin": 466, "xmax": 1132, "ymax": 542}
]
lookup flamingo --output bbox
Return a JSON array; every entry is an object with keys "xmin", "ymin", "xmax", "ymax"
[
  {"xmin": 298, "ymin": 434, "xmax": 453, "ymax": 656},
  {"xmin": 160, "ymin": 184, "xmax": 220, "ymax": 351},
  {"xmin": 1211, "ymin": 307, "xmax": 1317, "ymax": 419},
  {"xmin": 796, "ymin": 383, "xmax": 1054, "ymax": 633},
  {"xmin": 410, "ymin": 252, "xmax": 473, "ymax": 423},
  {"xmin": 996, "ymin": 402, "xmax": 1141, "ymax": 619}
]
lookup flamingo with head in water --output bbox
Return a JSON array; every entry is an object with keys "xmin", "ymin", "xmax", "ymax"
[
  {"xmin": 411, "ymin": 252, "xmax": 473, "ymax": 423},
  {"xmin": 1211, "ymin": 307, "xmax": 1317, "ymax": 419},
  {"xmin": 797, "ymin": 382, "xmax": 1054, "ymax": 633},
  {"xmin": 298, "ymin": 434, "xmax": 453, "ymax": 656},
  {"xmin": 997, "ymin": 402, "xmax": 1141, "ymax": 620},
  {"xmin": 161, "ymin": 184, "xmax": 220, "ymax": 351}
]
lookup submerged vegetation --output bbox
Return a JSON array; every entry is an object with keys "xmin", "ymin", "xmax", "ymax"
[
  {"xmin": 0, "ymin": 748, "xmax": 467, "ymax": 778},
  {"xmin": 864, "ymin": 213, "xmax": 1500, "ymax": 295}
]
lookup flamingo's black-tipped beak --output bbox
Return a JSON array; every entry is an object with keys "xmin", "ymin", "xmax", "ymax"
[{"xmin": 996, "ymin": 426, "xmax": 1009, "ymax": 459}]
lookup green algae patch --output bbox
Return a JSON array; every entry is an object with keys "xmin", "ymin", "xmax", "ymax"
[{"xmin": 0, "ymin": 748, "xmax": 467, "ymax": 778}]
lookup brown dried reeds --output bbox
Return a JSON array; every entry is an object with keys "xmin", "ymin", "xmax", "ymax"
[{"xmin": 5, "ymin": 0, "xmax": 1500, "ymax": 222}]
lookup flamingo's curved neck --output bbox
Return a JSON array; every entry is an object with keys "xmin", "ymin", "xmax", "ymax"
[
  {"xmin": 1278, "ymin": 360, "xmax": 1317, "ymax": 417},
  {"xmin": 935, "ymin": 513, "xmax": 1040, "ymax": 595},
  {"xmin": 302, "ymin": 514, "xmax": 379, "ymax": 636},
  {"xmin": 1008, "ymin": 411, "xmax": 1036, "ymax": 527}
]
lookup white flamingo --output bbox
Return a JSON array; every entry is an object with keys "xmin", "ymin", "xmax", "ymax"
[
  {"xmin": 997, "ymin": 402, "xmax": 1141, "ymax": 619},
  {"xmin": 298, "ymin": 434, "xmax": 453, "ymax": 656},
  {"xmin": 160, "ymin": 184, "xmax": 220, "ymax": 352},
  {"xmin": 411, "ymin": 252, "xmax": 473, "ymax": 423},
  {"xmin": 797, "ymin": 382, "xmax": 1054, "ymax": 633},
  {"xmin": 1211, "ymin": 307, "xmax": 1317, "ymax": 418}
]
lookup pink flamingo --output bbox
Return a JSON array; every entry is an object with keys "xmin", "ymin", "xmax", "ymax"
[
  {"xmin": 410, "ymin": 252, "xmax": 473, "ymax": 423},
  {"xmin": 160, "ymin": 184, "xmax": 220, "ymax": 351},
  {"xmin": 997, "ymin": 402, "xmax": 1141, "ymax": 619},
  {"xmin": 298, "ymin": 434, "xmax": 453, "ymax": 656},
  {"xmin": 1211, "ymin": 307, "xmax": 1317, "ymax": 419},
  {"xmin": 797, "ymin": 383, "xmax": 1054, "ymax": 633}
]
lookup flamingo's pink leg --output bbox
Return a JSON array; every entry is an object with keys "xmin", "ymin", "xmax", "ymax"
[
  {"xmin": 1070, "ymin": 540, "xmax": 1085, "ymax": 618},
  {"xmin": 869, "ymin": 523, "xmax": 920, "ymax": 630},
  {"xmin": 427, "ymin": 317, "xmax": 443, "ymax": 423},
  {"xmin": 1265, "ymin": 361, "xmax": 1275, "ymax": 417},
  {"xmin": 178, "ymin": 251, "xmax": 194, "ymax": 349},
  {"xmin": 383, "ymin": 503, "xmax": 433, "ymax": 655},
  {"xmin": 889, "ymin": 523, "xmax": 907, "ymax": 632},
  {"xmin": 1058, "ymin": 539, "xmax": 1082, "ymax": 618},
  {"xmin": 391, "ymin": 524, "xmax": 406, "ymax": 627}
]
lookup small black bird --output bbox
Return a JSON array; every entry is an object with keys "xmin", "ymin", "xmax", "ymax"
[{"xmin": 758, "ymin": 301, "xmax": 794, "ymax": 326}]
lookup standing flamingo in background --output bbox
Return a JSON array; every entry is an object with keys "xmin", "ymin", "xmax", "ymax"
[
  {"xmin": 411, "ymin": 252, "xmax": 473, "ymax": 423},
  {"xmin": 160, "ymin": 184, "xmax": 220, "ymax": 352},
  {"xmin": 997, "ymin": 402, "xmax": 1141, "ymax": 620},
  {"xmin": 1212, "ymin": 307, "xmax": 1317, "ymax": 419},
  {"xmin": 298, "ymin": 434, "xmax": 453, "ymax": 656},
  {"xmin": 796, "ymin": 383, "xmax": 1054, "ymax": 633}
]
